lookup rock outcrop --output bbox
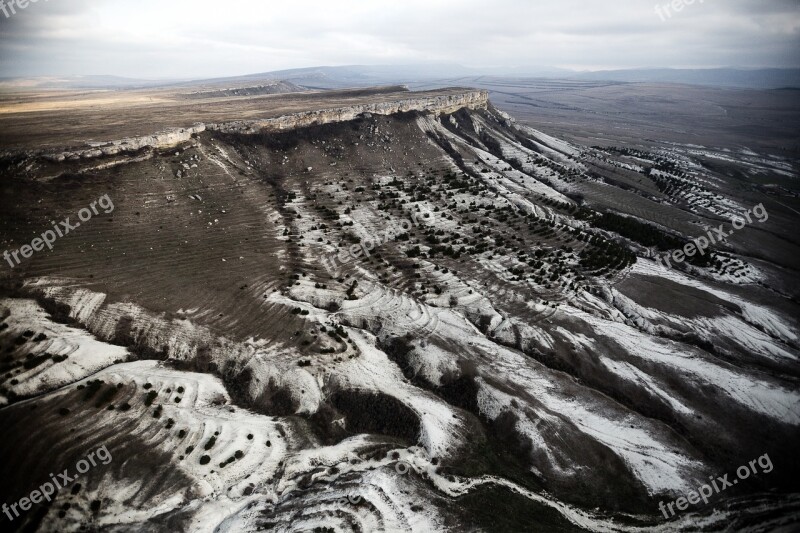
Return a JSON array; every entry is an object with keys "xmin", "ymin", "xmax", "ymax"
[
  {"xmin": 207, "ymin": 89, "xmax": 489, "ymax": 135},
  {"xmin": 40, "ymin": 89, "xmax": 489, "ymax": 163},
  {"xmin": 44, "ymin": 125, "xmax": 207, "ymax": 162}
]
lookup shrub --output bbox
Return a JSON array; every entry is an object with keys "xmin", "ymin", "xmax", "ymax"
[
  {"xmin": 23, "ymin": 353, "xmax": 51, "ymax": 369},
  {"xmin": 82, "ymin": 380, "xmax": 104, "ymax": 401},
  {"xmin": 144, "ymin": 390, "xmax": 158, "ymax": 406},
  {"xmin": 95, "ymin": 385, "xmax": 120, "ymax": 408}
]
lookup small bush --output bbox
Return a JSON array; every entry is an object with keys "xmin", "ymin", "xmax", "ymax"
[
  {"xmin": 144, "ymin": 390, "xmax": 158, "ymax": 406},
  {"xmin": 95, "ymin": 385, "xmax": 119, "ymax": 408},
  {"xmin": 82, "ymin": 380, "xmax": 104, "ymax": 401}
]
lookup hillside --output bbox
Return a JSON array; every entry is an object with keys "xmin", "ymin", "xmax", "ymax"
[{"xmin": 0, "ymin": 87, "xmax": 798, "ymax": 532}]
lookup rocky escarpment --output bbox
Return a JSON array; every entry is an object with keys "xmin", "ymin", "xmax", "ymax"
[
  {"xmin": 206, "ymin": 89, "xmax": 489, "ymax": 135},
  {"xmin": 182, "ymin": 80, "xmax": 305, "ymax": 99},
  {"xmin": 39, "ymin": 89, "xmax": 489, "ymax": 163},
  {"xmin": 43, "ymin": 125, "xmax": 207, "ymax": 163}
]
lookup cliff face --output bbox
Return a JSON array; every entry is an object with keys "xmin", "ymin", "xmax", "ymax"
[
  {"xmin": 45, "ymin": 125, "xmax": 206, "ymax": 162},
  {"xmin": 207, "ymin": 89, "xmax": 489, "ymax": 135},
  {"xmin": 42, "ymin": 90, "xmax": 489, "ymax": 163}
]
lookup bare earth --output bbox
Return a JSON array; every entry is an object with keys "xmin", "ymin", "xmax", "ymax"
[{"xmin": 0, "ymin": 85, "xmax": 473, "ymax": 151}]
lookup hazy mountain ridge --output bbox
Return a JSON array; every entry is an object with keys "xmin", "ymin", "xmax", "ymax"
[{"xmin": 3, "ymin": 66, "xmax": 799, "ymax": 91}]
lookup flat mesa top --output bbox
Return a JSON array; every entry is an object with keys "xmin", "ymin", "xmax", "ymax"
[{"xmin": 0, "ymin": 86, "xmax": 477, "ymax": 152}]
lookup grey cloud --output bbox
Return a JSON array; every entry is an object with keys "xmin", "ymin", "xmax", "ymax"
[{"xmin": 0, "ymin": 0, "xmax": 797, "ymax": 78}]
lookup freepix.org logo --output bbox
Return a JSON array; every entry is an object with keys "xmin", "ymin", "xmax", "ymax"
[
  {"xmin": 2, "ymin": 445, "xmax": 112, "ymax": 522},
  {"xmin": 655, "ymin": 0, "xmax": 706, "ymax": 22},
  {"xmin": 0, "ymin": 0, "xmax": 49, "ymax": 20},
  {"xmin": 3, "ymin": 194, "xmax": 114, "ymax": 269}
]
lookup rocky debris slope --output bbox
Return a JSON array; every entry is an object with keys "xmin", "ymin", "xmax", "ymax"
[{"xmin": 22, "ymin": 90, "xmax": 488, "ymax": 167}]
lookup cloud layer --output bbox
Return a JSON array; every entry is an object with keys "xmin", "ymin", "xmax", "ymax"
[{"xmin": 0, "ymin": 0, "xmax": 798, "ymax": 78}]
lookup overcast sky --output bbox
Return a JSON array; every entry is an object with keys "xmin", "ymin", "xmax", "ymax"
[{"xmin": 0, "ymin": 0, "xmax": 798, "ymax": 79}]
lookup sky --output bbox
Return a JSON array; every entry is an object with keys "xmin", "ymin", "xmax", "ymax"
[{"xmin": 0, "ymin": 0, "xmax": 798, "ymax": 79}]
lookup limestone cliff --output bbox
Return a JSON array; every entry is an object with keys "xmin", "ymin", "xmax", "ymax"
[
  {"xmin": 206, "ymin": 89, "xmax": 489, "ymax": 135},
  {"xmin": 41, "ymin": 89, "xmax": 488, "ymax": 163}
]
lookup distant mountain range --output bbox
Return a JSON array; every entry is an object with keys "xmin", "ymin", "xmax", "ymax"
[
  {"xmin": 570, "ymin": 68, "xmax": 800, "ymax": 90},
  {"xmin": 2, "ymin": 65, "xmax": 799, "ymax": 91},
  {"xmin": 195, "ymin": 65, "xmax": 800, "ymax": 90}
]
